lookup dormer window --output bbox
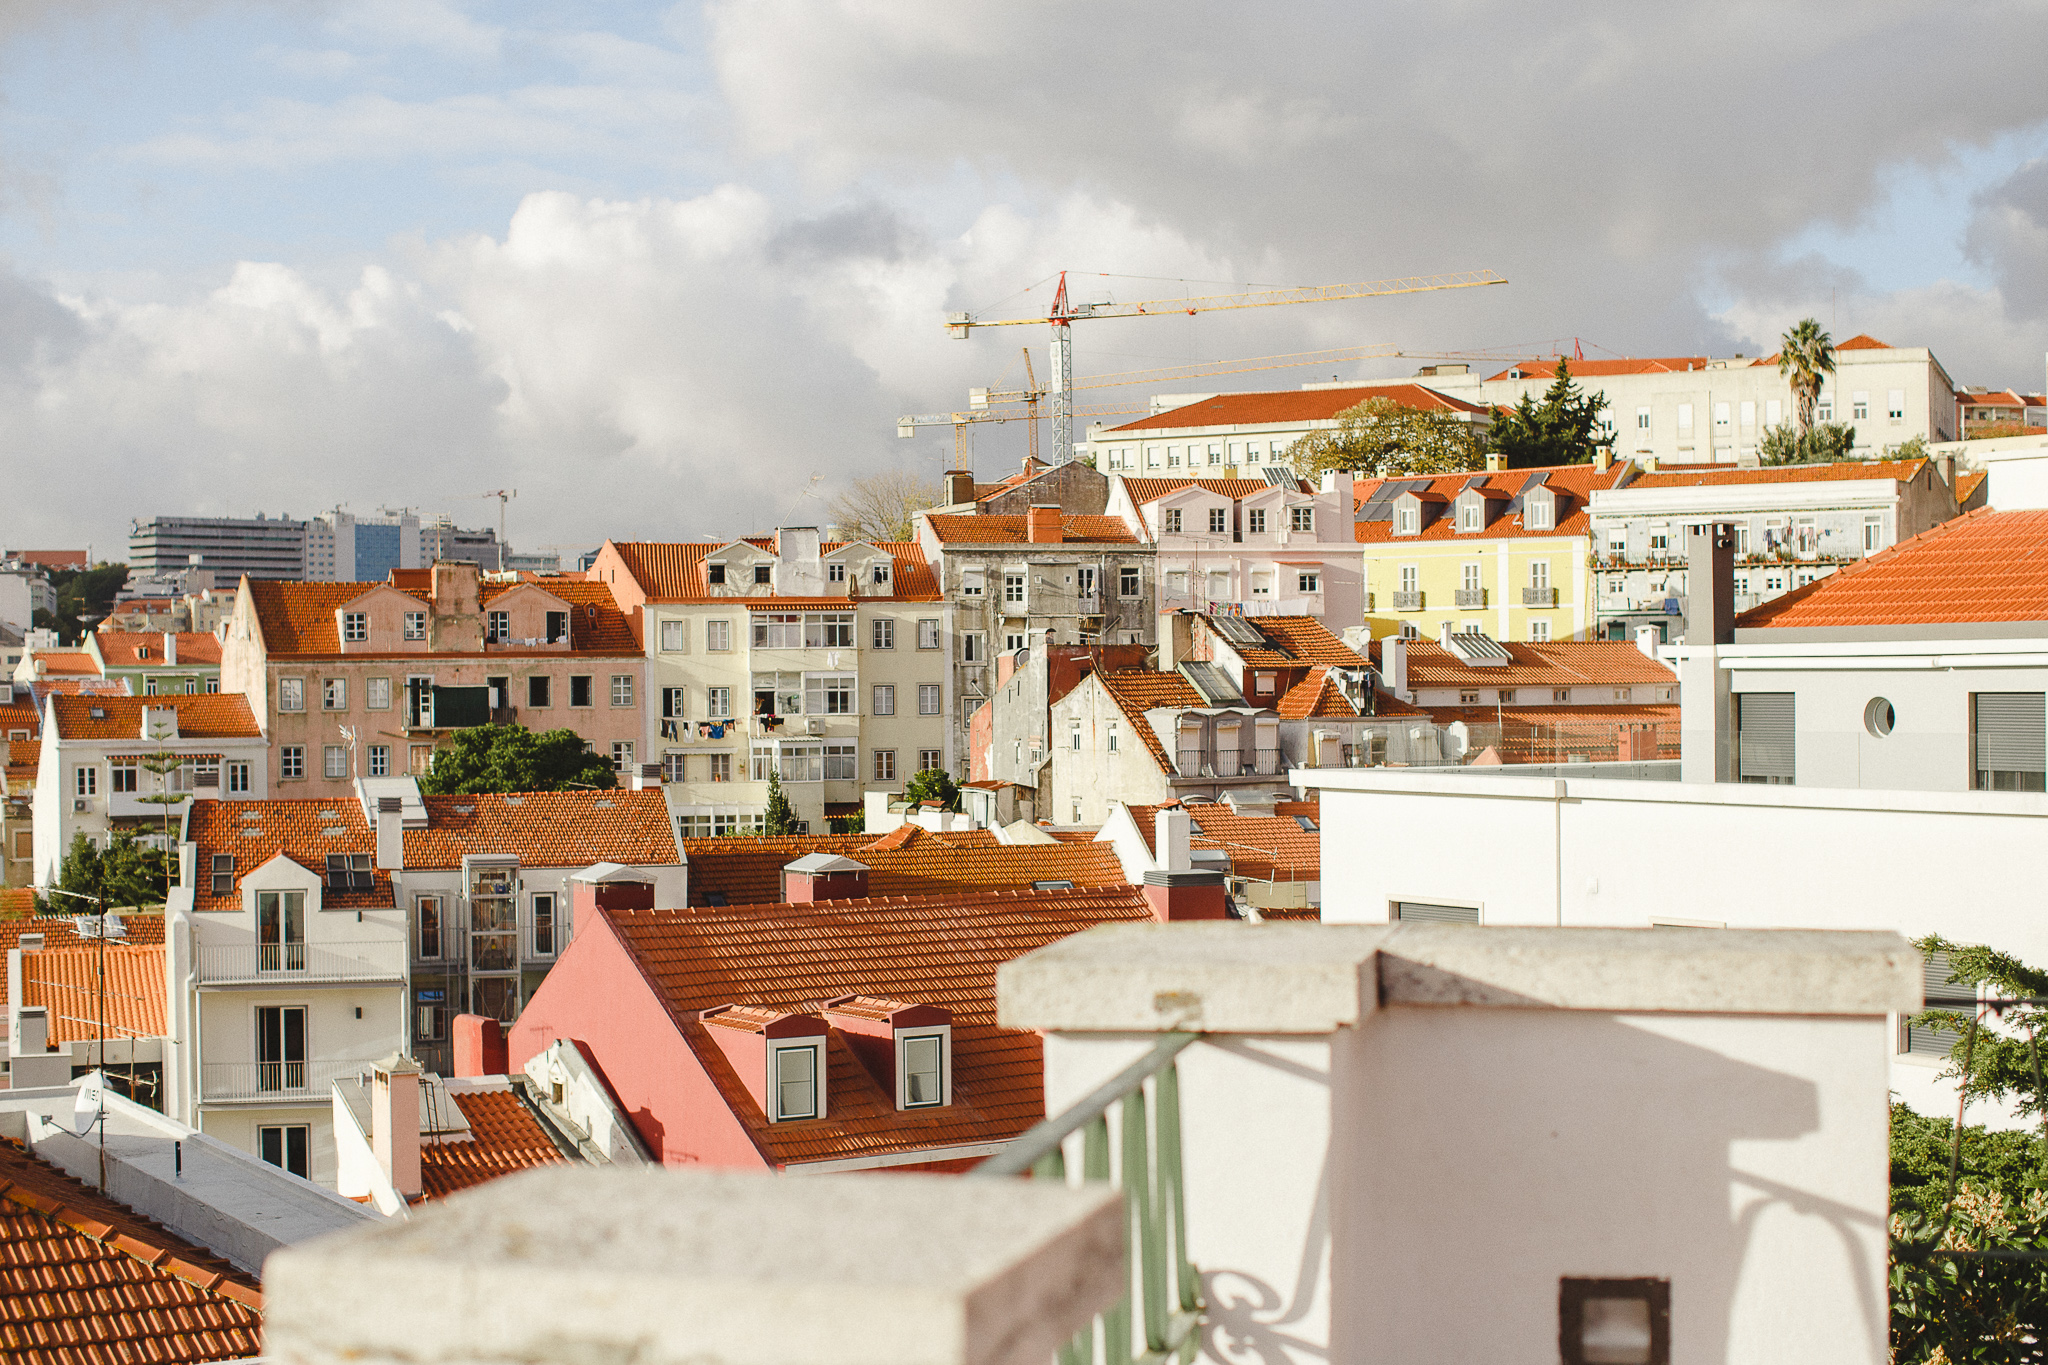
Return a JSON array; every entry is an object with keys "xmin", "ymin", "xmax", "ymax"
[
  {"xmin": 1290, "ymin": 506, "xmax": 1313, "ymax": 532},
  {"xmin": 1396, "ymin": 501, "xmax": 1419, "ymax": 536},
  {"xmin": 1457, "ymin": 496, "xmax": 1484, "ymax": 532},
  {"xmin": 901, "ymin": 1034, "xmax": 943, "ymax": 1108},
  {"xmin": 325, "ymin": 853, "xmax": 374, "ymax": 892},
  {"xmin": 828, "ymin": 563, "xmax": 846, "ymax": 583},
  {"xmin": 774, "ymin": 1043, "xmax": 819, "ymax": 1120},
  {"xmin": 342, "ymin": 612, "xmax": 367, "ymax": 643},
  {"xmin": 546, "ymin": 610, "xmax": 568, "ymax": 643},
  {"xmin": 211, "ymin": 854, "xmax": 235, "ymax": 895},
  {"xmin": 1247, "ymin": 509, "xmax": 1267, "ymax": 533},
  {"xmin": 487, "ymin": 611, "xmax": 510, "ymax": 644},
  {"xmin": 823, "ymin": 995, "xmax": 952, "ymax": 1111},
  {"xmin": 404, "ymin": 611, "xmax": 426, "ymax": 641},
  {"xmin": 872, "ymin": 563, "xmax": 890, "ymax": 585},
  {"xmin": 708, "ymin": 563, "xmax": 727, "ymax": 585},
  {"xmin": 1525, "ymin": 490, "xmax": 1555, "ymax": 531}
]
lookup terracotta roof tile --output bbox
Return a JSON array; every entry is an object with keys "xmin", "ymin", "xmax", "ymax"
[
  {"xmin": 1119, "ymin": 477, "xmax": 1298, "ymax": 507},
  {"xmin": 1390, "ymin": 639, "xmax": 1677, "ymax": 688},
  {"xmin": 1211, "ymin": 615, "xmax": 1364, "ymax": 668},
  {"xmin": 0, "ymin": 916, "xmax": 165, "ymax": 947},
  {"xmin": 186, "ymin": 800, "xmax": 390, "ymax": 913},
  {"xmin": 91, "ymin": 633, "xmax": 223, "ymax": 668},
  {"xmin": 27, "ymin": 653, "xmax": 99, "ymax": 677},
  {"xmin": 603, "ymin": 886, "xmax": 1156, "ymax": 1166},
  {"xmin": 1109, "ymin": 383, "xmax": 1486, "ymax": 432},
  {"xmin": 405, "ymin": 792, "xmax": 679, "ymax": 871},
  {"xmin": 246, "ymin": 578, "xmax": 639, "ymax": 657},
  {"xmin": 1625, "ymin": 457, "xmax": 1929, "ymax": 490},
  {"xmin": 922, "ymin": 515, "xmax": 1138, "ymax": 545},
  {"xmin": 680, "ymin": 829, "xmax": 1124, "ymax": 908},
  {"xmin": 418, "ymin": 1090, "xmax": 566, "ymax": 1199},
  {"xmin": 1122, "ymin": 801, "xmax": 1323, "ymax": 884},
  {"xmin": 0, "ymin": 699, "xmax": 39, "ymax": 736},
  {"xmin": 604, "ymin": 541, "xmax": 941, "ymax": 604},
  {"xmin": 7, "ymin": 740, "xmax": 37, "ymax": 779},
  {"xmin": 1274, "ymin": 666, "xmax": 1359, "ymax": 719},
  {"xmin": 7, "ymin": 943, "xmax": 167, "ymax": 1044},
  {"xmin": 1352, "ymin": 462, "xmax": 1629, "ymax": 544},
  {"xmin": 1836, "ymin": 333, "xmax": 1891, "ymax": 351},
  {"xmin": 1095, "ymin": 670, "xmax": 1209, "ymax": 774},
  {"xmin": 1957, "ymin": 471, "xmax": 1988, "ymax": 506},
  {"xmin": 1483, "ymin": 357, "xmax": 1710, "ymax": 382},
  {"xmin": 1738, "ymin": 507, "xmax": 2048, "ymax": 629},
  {"xmin": 49, "ymin": 694, "xmax": 262, "ymax": 741},
  {"xmin": 0, "ymin": 1140, "xmax": 263, "ymax": 1362}
]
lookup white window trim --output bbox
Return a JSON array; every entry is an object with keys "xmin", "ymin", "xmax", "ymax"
[
  {"xmin": 768, "ymin": 1038, "xmax": 825, "ymax": 1122},
  {"xmin": 897, "ymin": 1025, "xmax": 952, "ymax": 1110}
]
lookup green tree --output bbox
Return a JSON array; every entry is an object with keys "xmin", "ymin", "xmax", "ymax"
[
  {"xmin": 40, "ymin": 831, "xmax": 171, "ymax": 912},
  {"xmin": 418, "ymin": 726, "xmax": 618, "ymax": 795},
  {"xmin": 34, "ymin": 562, "xmax": 131, "ymax": 643},
  {"xmin": 1891, "ymin": 435, "xmax": 1930, "ymax": 461},
  {"xmin": 1290, "ymin": 397, "xmax": 1487, "ymax": 479},
  {"xmin": 1758, "ymin": 421, "xmax": 1858, "ymax": 466},
  {"xmin": 1777, "ymin": 318, "xmax": 1836, "ymax": 439},
  {"xmin": 136, "ymin": 716, "xmax": 187, "ymax": 900},
  {"xmin": 902, "ymin": 766, "xmax": 960, "ymax": 812},
  {"xmin": 763, "ymin": 767, "xmax": 800, "ymax": 836},
  {"xmin": 1486, "ymin": 361, "xmax": 1615, "ymax": 469}
]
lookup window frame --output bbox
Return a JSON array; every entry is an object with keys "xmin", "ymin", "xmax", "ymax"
[
  {"xmin": 280, "ymin": 747, "xmax": 305, "ymax": 781},
  {"xmin": 899, "ymin": 1029, "xmax": 948, "ymax": 1109},
  {"xmin": 873, "ymin": 684, "xmax": 895, "ymax": 716},
  {"xmin": 770, "ymin": 1041, "xmax": 822, "ymax": 1122},
  {"xmin": 341, "ymin": 611, "xmax": 367, "ymax": 643},
  {"xmin": 403, "ymin": 611, "xmax": 427, "ymax": 641},
  {"xmin": 872, "ymin": 617, "xmax": 895, "ymax": 650}
]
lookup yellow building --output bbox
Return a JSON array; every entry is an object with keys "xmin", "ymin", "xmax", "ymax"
[{"xmin": 1353, "ymin": 462, "xmax": 1637, "ymax": 644}]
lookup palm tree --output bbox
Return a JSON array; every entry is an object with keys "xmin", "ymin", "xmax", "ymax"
[{"xmin": 1777, "ymin": 318, "xmax": 1836, "ymax": 439}]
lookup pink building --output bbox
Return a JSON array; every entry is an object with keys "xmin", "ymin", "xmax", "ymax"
[{"xmin": 219, "ymin": 562, "xmax": 647, "ymax": 798}]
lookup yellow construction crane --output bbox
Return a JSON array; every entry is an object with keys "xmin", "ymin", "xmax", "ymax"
[{"xmin": 946, "ymin": 270, "xmax": 1507, "ymax": 459}]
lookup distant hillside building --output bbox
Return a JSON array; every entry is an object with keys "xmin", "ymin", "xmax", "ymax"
[
  {"xmin": 129, "ymin": 513, "xmax": 308, "ymax": 584},
  {"xmin": 306, "ymin": 512, "xmax": 504, "ymax": 581}
]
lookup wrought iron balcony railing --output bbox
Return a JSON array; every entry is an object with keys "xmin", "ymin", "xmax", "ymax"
[
  {"xmin": 1454, "ymin": 588, "xmax": 1487, "ymax": 608},
  {"xmin": 1392, "ymin": 590, "xmax": 1424, "ymax": 611},
  {"xmin": 1522, "ymin": 586, "xmax": 1558, "ymax": 606},
  {"xmin": 195, "ymin": 940, "xmax": 408, "ymax": 986}
]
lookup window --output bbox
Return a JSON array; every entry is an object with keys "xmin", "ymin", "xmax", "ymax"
[
  {"xmin": 1119, "ymin": 567, "xmax": 1140, "ymax": 598},
  {"xmin": 1400, "ymin": 565, "xmax": 1418, "ymax": 594},
  {"xmin": 1207, "ymin": 444, "xmax": 1223, "ymax": 466},
  {"xmin": 611, "ymin": 675, "xmax": 634, "ymax": 707},
  {"xmin": 706, "ymin": 619, "xmax": 731, "ymax": 652},
  {"xmin": 1530, "ymin": 620, "xmax": 1551, "ymax": 642},
  {"xmin": 324, "ymin": 853, "xmax": 372, "ymax": 892},
  {"xmin": 1497, "ymin": 688, "xmax": 1517, "ymax": 702},
  {"xmin": 1247, "ymin": 508, "xmax": 1267, "ymax": 533},
  {"xmin": 1908, "ymin": 949, "xmax": 1977, "ymax": 1055},
  {"xmin": 533, "ymin": 893, "xmax": 557, "ymax": 956},
  {"xmin": 322, "ymin": 677, "xmax": 346, "ymax": 710},
  {"xmin": 961, "ymin": 633, "xmax": 986, "ymax": 663},
  {"xmin": 1166, "ymin": 445, "xmax": 1181, "ymax": 467},
  {"xmin": 404, "ymin": 611, "xmax": 426, "ymax": 641},
  {"xmin": 901, "ymin": 1034, "xmax": 944, "ymax": 1108},
  {"xmin": 918, "ymin": 684, "xmax": 942, "ymax": 715},
  {"xmin": 1531, "ymin": 560, "xmax": 1550, "ymax": 590},
  {"xmin": 366, "ymin": 677, "xmax": 391, "ymax": 710},
  {"xmin": 416, "ymin": 894, "xmax": 444, "ymax": 959},
  {"xmin": 1636, "ymin": 407, "xmax": 1650, "ymax": 430},
  {"xmin": 227, "ymin": 761, "xmax": 250, "ymax": 794},
  {"xmin": 1003, "ymin": 573, "xmax": 1026, "ymax": 604},
  {"xmin": 368, "ymin": 744, "xmax": 390, "ymax": 777},
  {"xmin": 1396, "ymin": 503, "xmax": 1419, "ymax": 535},
  {"xmin": 961, "ymin": 571, "xmax": 984, "ymax": 598},
  {"xmin": 1714, "ymin": 402, "xmax": 1730, "ymax": 429},
  {"xmin": 206, "ymin": 678, "xmax": 219, "ymax": 694},
  {"xmin": 1559, "ymin": 1277, "xmax": 1668, "ymax": 1365},
  {"xmin": 872, "ymin": 618, "xmax": 895, "ymax": 650},
  {"xmin": 278, "ymin": 677, "xmax": 304, "ymax": 712},
  {"xmin": 144, "ymin": 677, "xmax": 158, "ymax": 696},
  {"xmin": 570, "ymin": 676, "xmax": 593, "ymax": 707},
  {"xmin": 1291, "ymin": 506, "xmax": 1313, "ymax": 532},
  {"xmin": 1972, "ymin": 692, "xmax": 2046, "ymax": 791},
  {"xmin": 1457, "ymin": 496, "xmax": 1483, "ymax": 532},
  {"xmin": 1888, "ymin": 389, "xmax": 1905, "ymax": 421},
  {"xmin": 917, "ymin": 618, "xmax": 941, "ymax": 649},
  {"xmin": 280, "ymin": 747, "xmax": 304, "ymax": 780},
  {"xmin": 342, "ymin": 612, "xmax": 367, "ymax": 643},
  {"xmin": 1677, "ymin": 403, "xmax": 1693, "ymax": 431},
  {"xmin": 827, "ymin": 562, "xmax": 846, "ymax": 583},
  {"xmin": 258, "ymin": 1124, "xmax": 310, "ymax": 1180},
  {"xmin": 873, "ymin": 684, "xmax": 895, "ymax": 715},
  {"xmin": 773, "ymin": 1044, "xmax": 820, "ymax": 1121},
  {"xmin": 1739, "ymin": 400, "xmax": 1755, "ymax": 428},
  {"xmin": 1394, "ymin": 901, "xmax": 1480, "ymax": 924},
  {"xmin": 1071, "ymin": 723, "xmax": 1082, "ymax": 750},
  {"xmin": 754, "ymin": 564, "xmax": 773, "ymax": 584},
  {"xmin": 1254, "ymin": 672, "xmax": 1277, "ymax": 697},
  {"xmin": 1208, "ymin": 507, "xmax": 1227, "ymax": 533},
  {"xmin": 874, "ymin": 749, "xmax": 896, "ymax": 781},
  {"xmin": 1460, "ymin": 690, "xmax": 1479, "ymax": 704},
  {"xmin": 256, "ymin": 1004, "xmax": 307, "ymax": 1092},
  {"xmin": 1107, "ymin": 720, "xmax": 1119, "ymax": 752},
  {"xmin": 662, "ymin": 750, "xmax": 687, "ymax": 782},
  {"xmin": 1853, "ymin": 391, "xmax": 1869, "ymax": 420},
  {"xmin": 873, "ymin": 563, "xmax": 891, "ymax": 585},
  {"xmin": 527, "ymin": 675, "xmax": 552, "ymax": 708},
  {"xmin": 919, "ymin": 748, "xmax": 943, "ymax": 772},
  {"xmin": 1004, "ymin": 632, "xmax": 1026, "ymax": 652},
  {"xmin": 755, "ymin": 614, "xmax": 801, "ymax": 648},
  {"xmin": 324, "ymin": 745, "xmax": 347, "ymax": 780},
  {"xmin": 805, "ymin": 614, "xmax": 854, "ymax": 648},
  {"xmin": 662, "ymin": 686, "xmax": 687, "ymax": 719},
  {"xmin": 807, "ymin": 675, "xmax": 855, "ymax": 714},
  {"xmin": 708, "ymin": 686, "xmax": 731, "ymax": 718},
  {"xmin": 110, "ymin": 761, "xmax": 137, "ymax": 793},
  {"xmin": 1736, "ymin": 692, "xmax": 1795, "ymax": 785},
  {"xmin": 708, "ymin": 562, "xmax": 727, "ymax": 585},
  {"xmin": 661, "ymin": 619, "xmax": 687, "ymax": 652},
  {"xmin": 1462, "ymin": 563, "xmax": 1482, "ymax": 593},
  {"xmin": 546, "ymin": 610, "xmax": 568, "ymax": 643},
  {"xmin": 611, "ymin": 741, "xmax": 635, "ymax": 772},
  {"xmin": 486, "ymin": 611, "xmax": 510, "ymax": 644},
  {"xmin": 707, "ymin": 752, "xmax": 732, "ymax": 782},
  {"xmin": 1818, "ymin": 396, "xmax": 1834, "ymax": 422},
  {"xmin": 70, "ymin": 763, "xmax": 98, "ymax": 799},
  {"xmin": 1298, "ymin": 571, "xmax": 1321, "ymax": 593},
  {"xmin": 1163, "ymin": 509, "xmax": 1182, "ymax": 533}
]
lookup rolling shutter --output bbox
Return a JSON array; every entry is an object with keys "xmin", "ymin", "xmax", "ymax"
[
  {"xmin": 1394, "ymin": 901, "xmax": 1480, "ymax": 924},
  {"xmin": 1906, "ymin": 949, "xmax": 1975, "ymax": 1056},
  {"xmin": 1973, "ymin": 693, "xmax": 2045, "ymax": 781},
  {"xmin": 1736, "ymin": 693, "xmax": 1795, "ymax": 783},
  {"xmin": 432, "ymin": 685, "xmax": 491, "ymax": 729}
]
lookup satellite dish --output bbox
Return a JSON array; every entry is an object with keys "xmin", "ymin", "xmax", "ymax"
[{"xmin": 72, "ymin": 1072, "xmax": 106, "ymax": 1136}]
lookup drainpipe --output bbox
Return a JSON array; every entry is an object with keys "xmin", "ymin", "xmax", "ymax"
[{"xmin": 1552, "ymin": 778, "xmax": 1566, "ymax": 927}]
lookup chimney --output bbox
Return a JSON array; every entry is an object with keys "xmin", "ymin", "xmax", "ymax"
[
  {"xmin": 1677, "ymin": 523, "xmax": 1737, "ymax": 786},
  {"xmin": 1937, "ymin": 453, "xmax": 1957, "ymax": 488},
  {"xmin": 431, "ymin": 560, "xmax": 482, "ymax": 615},
  {"xmin": 371, "ymin": 1054, "xmax": 423, "ymax": 1202},
  {"xmin": 1642, "ymin": 455, "xmax": 1659, "ymax": 473},
  {"xmin": 375, "ymin": 796, "xmax": 404, "ymax": 871},
  {"xmin": 1319, "ymin": 468, "xmax": 1354, "ymax": 510},
  {"xmin": 634, "ymin": 762, "xmax": 663, "ymax": 792},
  {"xmin": 1027, "ymin": 505, "xmax": 1062, "ymax": 545},
  {"xmin": 1485, "ymin": 452, "xmax": 1502, "ymax": 471},
  {"xmin": 570, "ymin": 864, "xmax": 658, "ymax": 939},
  {"xmin": 1682, "ymin": 522, "xmax": 1736, "ymax": 646},
  {"xmin": 1141, "ymin": 870, "xmax": 1228, "ymax": 922},
  {"xmin": 1156, "ymin": 611, "xmax": 1194, "ymax": 672},
  {"xmin": 945, "ymin": 470, "xmax": 976, "ymax": 506},
  {"xmin": 1595, "ymin": 448, "xmax": 1613, "ymax": 474},
  {"xmin": 1381, "ymin": 634, "xmax": 1408, "ymax": 699},
  {"xmin": 1155, "ymin": 807, "xmax": 1191, "ymax": 873},
  {"xmin": 163, "ymin": 632, "xmax": 177, "ymax": 665},
  {"xmin": 1439, "ymin": 620, "xmax": 1455, "ymax": 648},
  {"xmin": 774, "ymin": 527, "xmax": 823, "ymax": 595},
  {"xmin": 140, "ymin": 705, "xmax": 179, "ymax": 740},
  {"xmin": 453, "ymin": 1015, "xmax": 508, "ymax": 1078},
  {"xmin": 1635, "ymin": 626, "xmax": 1661, "ymax": 662}
]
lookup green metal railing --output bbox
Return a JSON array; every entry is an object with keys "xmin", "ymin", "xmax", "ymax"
[{"xmin": 974, "ymin": 1033, "xmax": 1203, "ymax": 1364}]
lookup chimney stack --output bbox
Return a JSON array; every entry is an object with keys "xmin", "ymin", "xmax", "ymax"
[
  {"xmin": 1381, "ymin": 634, "xmax": 1408, "ymax": 700},
  {"xmin": 453, "ymin": 1015, "xmax": 508, "ymax": 1078},
  {"xmin": 635, "ymin": 762, "xmax": 663, "ymax": 792},
  {"xmin": 372, "ymin": 1054, "xmax": 423, "ymax": 1202},
  {"xmin": 1439, "ymin": 620, "xmax": 1455, "ymax": 648},
  {"xmin": 945, "ymin": 470, "xmax": 976, "ymax": 506},
  {"xmin": 1682, "ymin": 522, "xmax": 1737, "ymax": 646},
  {"xmin": 1155, "ymin": 807, "xmax": 1191, "ymax": 873},
  {"xmin": 1141, "ymin": 870, "xmax": 1228, "ymax": 922},
  {"xmin": 163, "ymin": 632, "xmax": 178, "ymax": 665},
  {"xmin": 1635, "ymin": 625, "xmax": 1661, "ymax": 662},
  {"xmin": 1595, "ymin": 447, "xmax": 1613, "ymax": 474},
  {"xmin": 1027, "ymin": 505, "xmax": 1061, "ymax": 545},
  {"xmin": 375, "ymin": 796, "xmax": 404, "ymax": 871}
]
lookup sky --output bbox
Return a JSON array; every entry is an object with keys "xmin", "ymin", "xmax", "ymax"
[{"xmin": 2, "ymin": 1, "xmax": 2046, "ymax": 563}]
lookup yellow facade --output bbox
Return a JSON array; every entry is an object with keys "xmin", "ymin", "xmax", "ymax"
[{"xmin": 1358, "ymin": 532, "xmax": 1594, "ymax": 643}]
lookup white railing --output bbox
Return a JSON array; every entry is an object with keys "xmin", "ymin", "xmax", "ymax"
[
  {"xmin": 195, "ymin": 939, "xmax": 408, "ymax": 986},
  {"xmin": 201, "ymin": 1056, "xmax": 387, "ymax": 1102}
]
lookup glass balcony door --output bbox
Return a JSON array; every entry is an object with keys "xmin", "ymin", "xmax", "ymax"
[
  {"xmin": 256, "ymin": 1005, "xmax": 306, "ymax": 1092},
  {"xmin": 257, "ymin": 891, "xmax": 306, "ymax": 972}
]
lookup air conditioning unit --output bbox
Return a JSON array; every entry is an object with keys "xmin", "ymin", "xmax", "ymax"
[
  {"xmin": 805, "ymin": 718, "xmax": 824, "ymax": 735},
  {"xmin": 73, "ymin": 799, "xmax": 89, "ymax": 812}
]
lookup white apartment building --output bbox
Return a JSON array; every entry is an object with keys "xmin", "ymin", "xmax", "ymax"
[
  {"xmin": 1585, "ymin": 456, "xmax": 1960, "ymax": 641},
  {"xmin": 1104, "ymin": 472, "xmax": 1367, "ymax": 632},
  {"xmin": 589, "ymin": 533, "xmax": 951, "ymax": 833}
]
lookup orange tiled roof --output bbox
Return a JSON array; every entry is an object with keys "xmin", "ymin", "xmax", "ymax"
[
  {"xmin": 1352, "ymin": 462, "xmax": 1628, "ymax": 544},
  {"xmin": 1624, "ymin": 457, "xmax": 1929, "ymax": 490},
  {"xmin": 1108, "ymin": 383, "xmax": 1486, "ymax": 432},
  {"xmin": 1836, "ymin": 333, "xmax": 1891, "ymax": 351},
  {"xmin": 1119, "ymin": 477, "xmax": 1299, "ymax": 507},
  {"xmin": 1095, "ymin": 670, "xmax": 1209, "ymax": 774},
  {"xmin": 1209, "ymin": 615, "xmax": 1364, "ymax": 668},
  {"xmin": 49, "ymin": 694, "xmax": 262, "ymax": 741},
  {"xmin": 680, "ymin": 827, "xmax": 1124, "ymax": 908},
  {"xmin": 245, "ymin": 578, "xmax": 640, "ymax": 657},
  {"xmin": 406, "ymin": 792, "xmax": 679, "ymax": 870},
  {"xmin": 9, "ymin": 944, "xmax": 167, "ymax": 1045},
  {"xmin": 1484, "ymin": 357, "xmax": 1710, "ymax": 382},
  {"xmin": 92, "ymin": 633, "xmax": 223, "ymax": 668},
  {"xmin": 603, "ymin": 541, "xmax": 941, "ymax": 604},
  {"xmin": 0, "ymin": 699, "xmax": 39, "ymax": 734},
  {"xmin": 0, "ymin": 892, "xmax": 34, "ymax": 921},
  {"xmin": 603, "ymin": 885, "xmax": 1156, "ymax": 1167},
  {"xmin": 1738, "ymin": 507, "xmax": 2048, "ymax": 629},
  {"xmin": 1391, "ymin": 639, "xmax": 1676, "ymax": 689},
  {"xmin": 186, "ymin": 799, "xmax": 389, "ymax": 913},
  {"xmin": 419, "ymin": 1089, "xmax": 566, "ymax": 1199},
  {"xmin": 1122, "ymin": 802, "xmax": 1321, "ymax": 883},
  {"xmin": 0, "ymin": 916, "xmax": 166, "ymax": 948},
  {"xmin": 25, "ymin": 679, "xmax": 129, "ymax": 706},
  {"xmin": 922, "ymin": 514, "xmax": 1138, "ymax": 545},
  {"xmin": 7, "ymin": 740, "xmax": 37, "ymax": 779},
  {"xmin": 1275, "ymin": 666, "xmax": 1358, "ymax": 719},
  {"xmin": 0, "ymin": 1140, "xmax": 263, "ymax": 1361},
  {"xmin": 29, "ymin": 653, "xmax": 99, "ymax": 677},
  {"xmin": 1957, "ymin": 471, "xmax": 1988, "ymax": 506}
]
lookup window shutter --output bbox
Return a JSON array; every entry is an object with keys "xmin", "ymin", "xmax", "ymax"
[
  {"xmin": 1394, "ymin": 901, "xmax": 1479, "ymax": 924},
  {"xmin": 1736, "ymin": 693, "xmax": 1795, "ymax": 782},
  {"xmin": 1974, "ymin": 693, "xmax": 2045, "ymax": 774}
]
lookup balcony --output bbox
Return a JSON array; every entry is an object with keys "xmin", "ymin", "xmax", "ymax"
[
  {"xmin": 1454, "ymin": 588, "xmax": 1487, "ymax": 608},
  {"xmin": 195, "ymin": 939, "xmax": 408, "ymax": 987},
  {"xmin": 1392, "ymin": 590, "xmax": 1424, "ymax": 611},
  {"xmin": 201, "ymin": 1056, "xmax": 388, "ymax": 1103},
  {"xmin": 1522, "ymin": 586, "xmax": 1558, "ymax": 607},
  {"xmin": 1177, "ymin": 748, "xmax": 1284, "ymax": 780},
  {"xmin": 1077, "ymin": 594, "xmax": 1102, "ymax": 616}
]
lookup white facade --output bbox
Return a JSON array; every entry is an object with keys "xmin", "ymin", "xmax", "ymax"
[{"xmin": 0, "ymin": 561, "xmax": 55, "ymax": 633}]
